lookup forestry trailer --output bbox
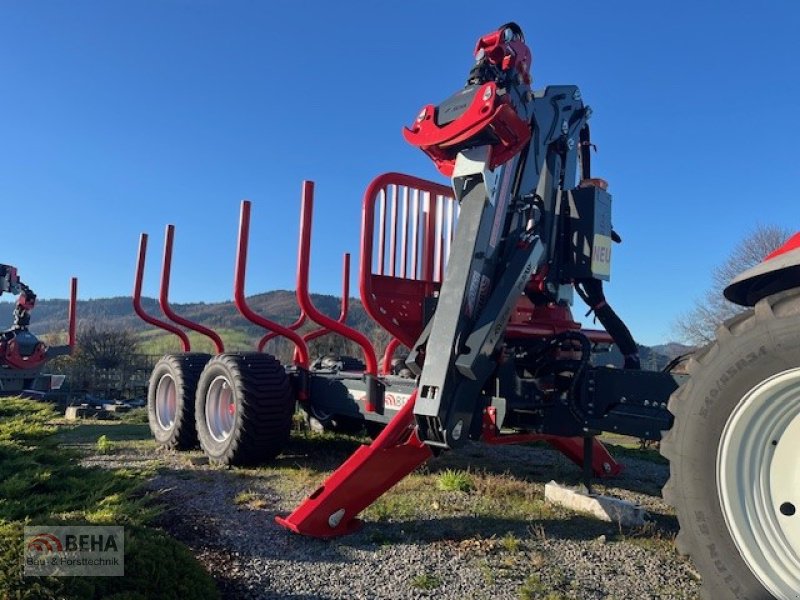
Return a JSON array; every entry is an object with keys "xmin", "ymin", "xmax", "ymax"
[{"xmin": 138, "ymin": 23, "xmax": 800, "ymax": 600}]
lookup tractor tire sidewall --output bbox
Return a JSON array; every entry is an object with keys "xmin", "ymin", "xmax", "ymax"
[
  {"xmin": 147, "ymin": 353, "xmax": 211, "ymax": 450},
  {"xmin": 195, "ymin": 353, "xmax": 294, "ymax": 466},
  {"xmin": 663, "ymin": 289, "xmax": 800, "ymax": 600}
]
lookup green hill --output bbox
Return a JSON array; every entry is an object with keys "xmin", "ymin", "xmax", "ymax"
[
  {"xmin": 1, "ymin": 290, "xmax": 689, "ymax": 368},
  {"xmin": 0, "ymin": 290, "xmax": 366, "ymax": 338},
  {"xmin": 1, "ymin": 290, "xmax": 387, "ymax": 362}
]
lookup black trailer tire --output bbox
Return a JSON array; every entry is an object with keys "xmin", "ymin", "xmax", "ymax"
[
  {"xmin": 661, "ymin": 288, "xmax": 800, "ymax": 600},
  {"xmin": 147, "ymin": 353, "xmax": 211, "ymax": 450},
  {"xmin": 195, "ymin": 352, "xmax": 294, "ymax": 466}
]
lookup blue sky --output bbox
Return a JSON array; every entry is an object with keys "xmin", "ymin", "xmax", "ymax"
[{"xmin": 1, "ymin": 1, "xmax": 798, "ymax": 345}]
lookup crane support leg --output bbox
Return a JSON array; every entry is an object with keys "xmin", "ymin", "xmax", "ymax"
[
  {"xmin": 276, "ymin": 390, "xmax": 433, "ymax": 538},
  {"xmin": 547, "ymin": 436, "xmax": 623, "ymax": 478}
]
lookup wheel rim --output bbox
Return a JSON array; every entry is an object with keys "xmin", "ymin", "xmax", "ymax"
[
  {"xmin": 155, "ymin": 374, "xmax": 177, "ymax": 430},
  {"xmin": 205, "ymin": 376, "xmax": 236, "ymax": 443},
  {"xmin": 717, "ymin": 367, "xmax": 800, "ymax": 600}
]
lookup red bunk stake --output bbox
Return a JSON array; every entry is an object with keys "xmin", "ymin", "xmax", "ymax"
[
  {"xmin": 159, "ymin": 225, "xmax": 225, "ymax": 354},
  {"xmin": 295, "ymin": 181, "xmax": 378, "ymax": 375},
  {"xmin": 132, "ymin": 233, "xmax": 191, "ymax": 352},
  {"xmin": 300, "ymin": 252, "xmax": 351, "ymax": 353},
  {"xmin": 276, "ymin": 390, "xmax": 433, "ymax": 537},
  {"xmin": 234, "ymin": 200, "xmax": 310, "ymax": 369}
]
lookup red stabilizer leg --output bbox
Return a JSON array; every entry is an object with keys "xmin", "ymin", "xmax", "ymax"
[
  {"xmin": 276, "ymin": 390, "xmax": 433, "ymax": 538},
  {"xmin": 545, "ymin": 437, "xmax": 623, "ymax": 478}
]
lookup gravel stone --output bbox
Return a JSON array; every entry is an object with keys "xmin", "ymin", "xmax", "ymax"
[{"xmin": 84, "ymin": 438, "xmax": 700, "ymax": 599}]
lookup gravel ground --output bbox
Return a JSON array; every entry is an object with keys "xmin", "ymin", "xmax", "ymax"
[{"xmin": 80, "ymin": 429, "xmax": 701, "ymax": 600}]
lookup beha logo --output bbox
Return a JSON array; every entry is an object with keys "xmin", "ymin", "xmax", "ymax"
[
  {"xmin": 26, "ymin": 532, "xmax": 120, "ymax": 553},
  {"xmin": 26, "ymin": 533, "xmax": 64, "ymax": 553},
  {"xmin": 24, "ymin": 525, "xmax": 125, "ymax": 576}
]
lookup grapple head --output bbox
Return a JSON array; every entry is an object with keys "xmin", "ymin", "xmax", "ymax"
[{"xmin": 402, "ymin": 23, "xmax": 534, "ymax": 177}]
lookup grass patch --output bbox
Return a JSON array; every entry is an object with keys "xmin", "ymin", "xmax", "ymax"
[
  {"xmin": 478, "ymin": 560, "xmax": 495, "ymax": 585},
  {"xmin": 518, "ymin": 574, "xmax": 568, "ymax": 599},
  {"xmin": 437, "ymin": 469, "xmax": 474, "ymax": 492},
  {"xmin": 56, "ymin": 422, "xmax": 152, "ymax": 445},
  {"xmin": 362, "ymin": 466, "xmax": 569, "ymax": 523},
  {"xmin": 96, "ymin": 434, "xmax": 113, "ymax": 454},
  {"xmin": 501, "ymin": 532, "xmax": 521, "ymax": 553},
  {"xmin": 118, "ymin": 408, "xmax": 149, "ymax": 425},
  {"xmin": 0, "ymin": 397, "xmax": 218, "ymax": 600},
  {"xmin": 599, "ymin": 433, "xmax": 668, "ymax": 465},
  {"xmin": 604, "ymin": 443, "xmax": 668, "ymax": 465},
  {"xmin": 233, "ymin": 490, "xmax": 268, "ymax": 510},
  {"xmin": 519, "ymin": 573, "xmax": 547, "ymax": 599},
  {"xmin": 362, "ymin": 467, "xmax": 570, "ymax": 535},
  {"xmin": 0, "ymin": 397, "xmax": 58, "ymax": 442},
  {"xmin": 411, "ymin": 573, "xmax": 441, "ymax": 590}
]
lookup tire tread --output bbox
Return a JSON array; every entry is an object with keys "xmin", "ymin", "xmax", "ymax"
[
  {"xmin": 660, "ymin": 287, "xmax": 800, "ymax": 599},
  {"xmin": 195, "ymin": 352, "xmax": 294, "ymax": 466}
]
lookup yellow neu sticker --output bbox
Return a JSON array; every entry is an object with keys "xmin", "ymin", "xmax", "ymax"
[{"xmin": 591, "ymin": 234, "xmax": 612, "ymax": 279}]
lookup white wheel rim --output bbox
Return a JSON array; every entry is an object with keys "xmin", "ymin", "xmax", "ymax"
[
  {"xmin": 155, "ymin": 374, "xmax": 177, "ymax": 430},
  {"xmin": 717, "ymin": 367, "xmax": 800, "ymax": 600},
  {"xmin": 205, "ymin": 376, "xmax": 236, "ymax": 443}
]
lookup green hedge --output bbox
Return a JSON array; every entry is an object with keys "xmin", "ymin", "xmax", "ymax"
[{"xmin": 0, "ymin": 399, "xmax": 218, "ymax": 600}]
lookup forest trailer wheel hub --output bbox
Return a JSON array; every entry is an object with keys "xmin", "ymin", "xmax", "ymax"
[
  {"xmin": 206, "ymin": 376, "xmax": 236, "ymax": 443},
  {"xmin": 155, "ymin": 374, "xmax": 177, "ymax": 430}
]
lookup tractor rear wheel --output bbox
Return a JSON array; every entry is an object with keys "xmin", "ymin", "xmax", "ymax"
[
  {"xmin": 661, "ymin": 288, "xmax": 800, "ymax": 599},
  {"xmin": 195, "ymin": 352, "xmax": 294, "ymax": 466},
  {"xmin": 147, "ymin": 353, "xmax": 211, "ymax": 450}
]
